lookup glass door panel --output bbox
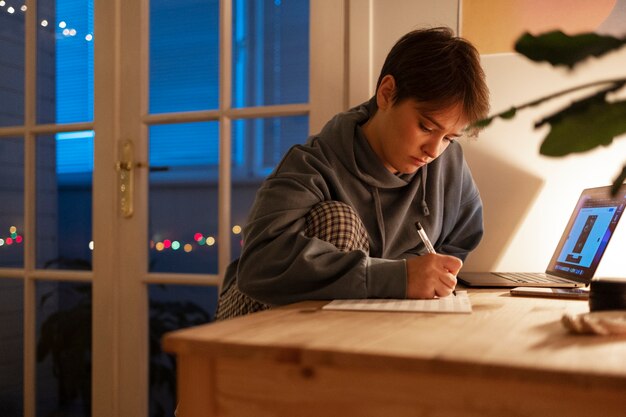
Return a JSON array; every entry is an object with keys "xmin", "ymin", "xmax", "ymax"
[
  {"xmin": 35, "ymin": 0, "xmax": 56, "ymax": 124},
  {"xmin": 0, "ymin": 137, "xmax": 24, "ymax": 267},
  {"xmin": 37, "ymin": 0, "xmax": 94, "ymax": 124},
  {"xmin": 0, "ymin": 2, "xmax": 25, "ymax": 127},
  {"xmin": 148, "ymin": 122, "xmax": 219, "ymax": 274},
  {"xmin": 36, "ymin": 280, "xmax": 92, "ymax": 417},
  {"xmin": 0, "ymin": 278, "xmax": 24, "ymax": 417},
  {"xmin": 232, "ymin": 0, "xmax": 309, "ymax": 108},
  {"xmin": 149, "ymin": 0, "xmax": 219, "ymax": 114},
  {"xmin": 147, "ymin": 284, "xmax": 216, "ymax": 417},
  {"xmin": 36, "ymin": 133, "xmax": 93, "ymax": 270}
]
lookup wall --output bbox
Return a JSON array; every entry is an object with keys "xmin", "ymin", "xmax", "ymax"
[
  {"xmin": 347, "ymin": 0, "xmax": 459, "ymax": 107},
  {"xmin": 349, "ymin": 0, "xmax": 626, "ymax": 277},
  {"xmin": 464, "ymin": 50, "xmax": 626, "ymax": 276}
]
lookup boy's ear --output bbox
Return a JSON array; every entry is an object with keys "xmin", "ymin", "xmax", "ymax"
[{"xmin": 376, "ymin": 75, "xmax": 396, "ymax": 110}]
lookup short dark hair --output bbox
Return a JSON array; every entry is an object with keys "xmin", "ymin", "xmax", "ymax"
[{"xmin": 376, "ymin": 27, "xmax": 490, "ymax": 134}]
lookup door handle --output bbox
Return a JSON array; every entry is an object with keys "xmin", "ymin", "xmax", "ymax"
[{"xmin": 116, "ymin": 140, "xmax": 146, "ymax": 218}]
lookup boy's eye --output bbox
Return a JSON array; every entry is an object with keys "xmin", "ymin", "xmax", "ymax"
[
  {"xmin": 419, "ymin": 123, "xmax": 432, "ymax": 133},
  {"xmin": 444, "ymin": 136, "xmax": 456, "ymax": 144}
]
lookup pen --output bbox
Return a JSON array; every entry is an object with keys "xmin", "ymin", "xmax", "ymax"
[
  {"xmin": 415, "ymin": 221, "xmax": 436, "ymax": 254},
  {"xmin": 415, "ymin": 221, "xmax": 456, "ymax": 296}
]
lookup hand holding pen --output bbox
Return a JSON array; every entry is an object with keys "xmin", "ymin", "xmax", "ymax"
[{"xmin": 415, "ymin": 222, "xmax": 462, "ymax": 295}]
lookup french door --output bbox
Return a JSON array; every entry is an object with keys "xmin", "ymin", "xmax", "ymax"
[{"xmin": 0, "ymin": 0, "xmax": 349, "ymax": 416}]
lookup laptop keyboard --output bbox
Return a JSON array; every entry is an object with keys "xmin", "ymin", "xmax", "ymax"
[{"xmin": 494, "ymin": 272, "xmax": 574, "ymax": 284}]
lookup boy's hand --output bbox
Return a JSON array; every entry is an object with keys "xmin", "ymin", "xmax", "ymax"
[{"xmin": 406, "ymin": 254, "xmax": 462, "ymax": 298}]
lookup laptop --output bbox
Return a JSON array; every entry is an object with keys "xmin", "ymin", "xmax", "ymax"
[{"xmin": 459, "ymin": 185, "xmax": 626, "ymax": 288}]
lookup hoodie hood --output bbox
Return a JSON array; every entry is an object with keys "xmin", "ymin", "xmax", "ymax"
[
  {"xmin": 310, "ymin": 98, "xmax": 418, "ymax": 190},
  {"xmin": 310, "ymin": 98, "xmax": 430, "ymax": 216}
]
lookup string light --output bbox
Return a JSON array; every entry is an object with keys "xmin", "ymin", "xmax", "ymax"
[
  {"xmin": 0, "ymin": 227, "xmax": 24, "ymax": 249},
  {"xmin": 147, "ymin": 229, "xmax": 249, "ymax": 253},
  {"xmin": 2, "ymin": 9, "xmax": 93, "ymax": 42},
  {"xmin": 0, "ymin": 230, "xmax": 247, "ymax": 251},
  {"xmin": 56, "ymin": 234, "xmax": 246, "ymax": 254}
]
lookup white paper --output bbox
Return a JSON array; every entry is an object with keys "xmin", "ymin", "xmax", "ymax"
[{"xmin": 322, "ymin": 291, "xmax": 472, "ymax": 314}]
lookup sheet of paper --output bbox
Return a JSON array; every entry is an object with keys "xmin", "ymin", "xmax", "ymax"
[{"xmin": 322, "ymin": 291, "xmax": 472, "ymax": 314}]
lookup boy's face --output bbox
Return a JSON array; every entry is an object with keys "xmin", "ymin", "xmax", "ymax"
[{"xmin": 364, "ymin": 76, "xmax": 468, "ymax": 175}]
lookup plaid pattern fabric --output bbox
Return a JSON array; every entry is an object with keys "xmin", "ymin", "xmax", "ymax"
[
  {"xmin": 215, "ymin": 201, "xmax": 369, "ymax": 321},
  {"xmin": 304, "ymin": 201, "xmax": 369, "ymax": 253},
  {"xmin": 215, "ymin": 278, "xmax": 271, "ymax": 321}
]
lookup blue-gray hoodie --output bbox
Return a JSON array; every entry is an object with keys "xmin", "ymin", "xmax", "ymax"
[{"xmin": 223, "ymin": 99, "xmax": 483, "ymax": 305}]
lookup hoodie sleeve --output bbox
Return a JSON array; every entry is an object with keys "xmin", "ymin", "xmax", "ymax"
[
  {"xmin": 236, "ymin": 151, "xmax": 407, "ymax": 305},
  {"xmin": 438, "ymin": 158, "xmax": 484, "ymax": 261}
]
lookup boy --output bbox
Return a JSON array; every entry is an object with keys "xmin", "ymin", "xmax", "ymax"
[{"xmin": 217, "ymin": 26, "xmax": 490, "ymax": 320}]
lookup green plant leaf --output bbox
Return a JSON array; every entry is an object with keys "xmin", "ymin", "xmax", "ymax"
[
  {"xmin": 471, "ymin": 79, "xmax": 626, "ymax": 132},
  {"xmin": 539, "ymin": 100, "xmax": 626, "ymax": 156},
  {"xmin": 500, "ymin": 107, "xmax": 517, "ymax": 119},
  {"xmin": 515, "ymin": 31, "xmax": 625, "ymax": 68},
  {"xmin": 470, "ymin": 107, "xmax": 516, "ymax": 130},
  {"xmin": 535, "ymin": 81, "xmax": 626, "ymax": 128},
  {"xmin": 472, "ymin": 116, "xmax": 494, "ymax": 129}
]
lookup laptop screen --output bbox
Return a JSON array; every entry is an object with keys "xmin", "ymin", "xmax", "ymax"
[{"xmin": 546, "ymin": 185, "xmax": 626, "ymax": 282}]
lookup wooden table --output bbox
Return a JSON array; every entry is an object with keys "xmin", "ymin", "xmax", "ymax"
[{"xmin": 163, "ymin": 289, "xmax": 626, "ymax": 417}]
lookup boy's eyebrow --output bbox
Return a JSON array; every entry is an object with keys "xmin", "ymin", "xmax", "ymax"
[{"xmin": 421, "ymin": 113, "xmax": 463, "ymax": 137}]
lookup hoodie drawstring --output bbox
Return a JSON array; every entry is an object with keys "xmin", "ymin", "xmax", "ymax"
[
  {"xmin": 371, "ymin": 186, "xmax": 386, "ymax": 251},
  {"xmin": 420, "ymin": 165, "xmax": 430, "ymax": 217}
]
